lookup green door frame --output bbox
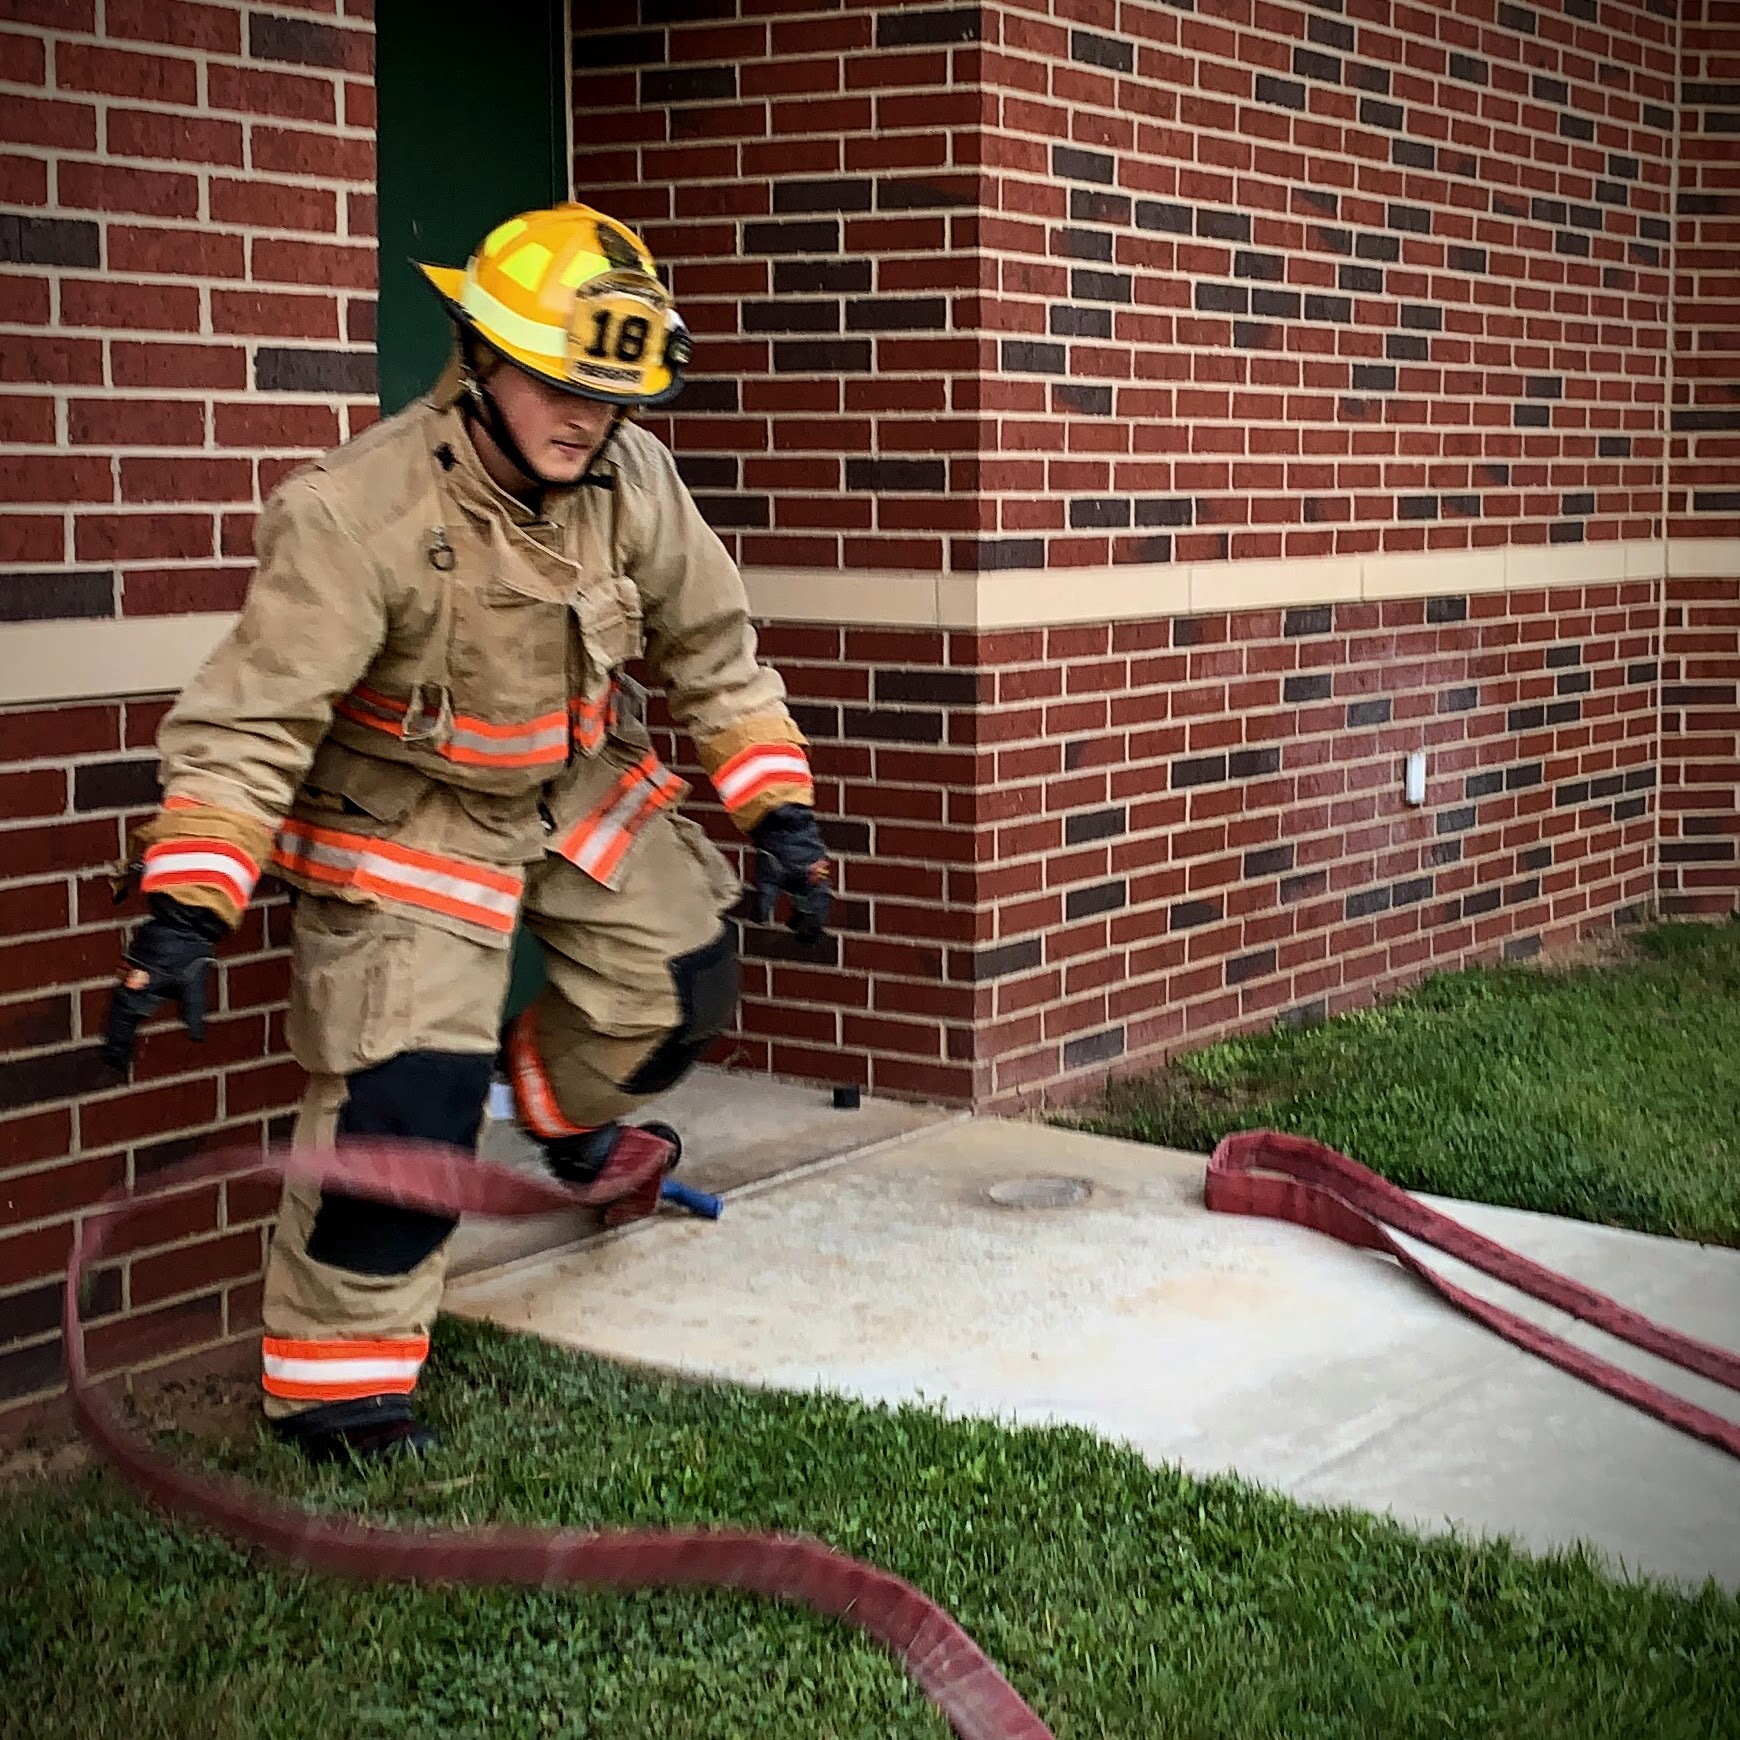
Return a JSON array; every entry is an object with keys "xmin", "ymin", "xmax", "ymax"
[
  {"xmin": 374, "ymin": 0, "xmax": 568, "ymax": 1020},
  {"xmin": 374, "ymin": 0, "xmax": 570, "ymax": 415}
]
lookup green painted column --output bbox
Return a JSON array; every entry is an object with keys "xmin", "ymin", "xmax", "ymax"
[{"xmin": 375, "ymin": 0, "xmax": 566, "ymax": 1022}]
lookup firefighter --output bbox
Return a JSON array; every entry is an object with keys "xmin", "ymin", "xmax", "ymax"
[{"xmin": 100, "ymin": 205, "xmax": 832, "ymax": 1463}]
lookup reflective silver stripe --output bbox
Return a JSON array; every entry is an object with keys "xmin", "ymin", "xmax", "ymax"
[
  {"xmin": 571, "ymin": 776, "xmax": 661, "ymax": 878},
  {"xmin": 448, "ymin": 718, "xmax": 570, "ymax": 758},
  {"xmin": 281, "ymin": 832, "xmax": 521, "ymax": 927},
  {"xmin": 141, "ymin": 845, "xmax": 260, "ymax": 902},
  {"xmin": 714, "ymin": 749, "xmax": 812, "ymax": 807},
  {"xmin": 261, "ymin": 1353, "xmax": 423, "ymax": 1388}
]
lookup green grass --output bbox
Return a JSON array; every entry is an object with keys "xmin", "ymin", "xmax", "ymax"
[
  {"xmin": 1074, "ymin": 919, "xmax": 1740, "ymax": 1247},
  {"xmin": 3, "ymin": 1318, "xmax": 1737, "ymax": 1739}
]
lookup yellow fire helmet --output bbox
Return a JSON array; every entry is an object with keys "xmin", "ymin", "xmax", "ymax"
[{"xmin": 415, "ymin": 203, "xmax": 692, "ymax": 407}]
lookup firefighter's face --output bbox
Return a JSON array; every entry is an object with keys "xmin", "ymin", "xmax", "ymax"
[{"xmin": 489, "ymin": 364, "xmax": 617, "ymax": 483}]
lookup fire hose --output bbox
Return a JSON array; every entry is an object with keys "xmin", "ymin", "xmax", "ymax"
[{"xmin": 62, "ymin": 1132, "xmax": 1739, "ymax": 1740}]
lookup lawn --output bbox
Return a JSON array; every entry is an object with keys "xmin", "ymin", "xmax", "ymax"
[
  {"xmin": 3, "ymin": 1318, "xmax": 1737, "ymax": 1740},
  {"xmin": 1075, "ymin": 919, "xmax": 1740, "ymax": 1247}
]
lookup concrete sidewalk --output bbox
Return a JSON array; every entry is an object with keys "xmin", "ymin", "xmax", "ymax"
[{"xmin": 446, "ymin": 1113, "xmax": 1740, "ymax": 1591}]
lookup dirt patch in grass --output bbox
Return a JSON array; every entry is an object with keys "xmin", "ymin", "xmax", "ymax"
[{"xmin": 1, "ymin": 1365, "xmax": 259, "ymax": 1492}]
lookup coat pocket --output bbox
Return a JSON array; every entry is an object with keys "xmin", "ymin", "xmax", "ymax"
[
  {"xmin": 669, "ymin": 811, "xmax": 742, "ymax": 914},
  {"xmin": 285, "ymin": 898, "xmax": 415, "ymax": 1076},
  {"xmin": 571, "ymin": 574, "xmax": 645, "ymax": 684}
]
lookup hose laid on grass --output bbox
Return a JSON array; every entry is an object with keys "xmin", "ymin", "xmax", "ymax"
[
  {"xmin": 62, "ymin": 1139, "xmax": 1056, "ymax": 1740},
  {"xmin": 1207, "ymin": 1129, "xmax": 1740, "ymax": 1460}
]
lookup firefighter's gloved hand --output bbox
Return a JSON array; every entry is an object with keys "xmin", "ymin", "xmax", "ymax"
[
  {"xmin": 750, "ymin": 805, "xmax": 832, "ymax": 943},
  {"xmin": 102, "ymin": 894, "xmax": 229, "ymax": 1071}
]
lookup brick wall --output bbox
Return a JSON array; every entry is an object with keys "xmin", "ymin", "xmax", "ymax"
[
  {"xmin": 577, "ymin": 0, "xmax": 1678, "ymax": 568},
  {"xmin": 0, "ymin": 694, "xmax": 300, "ymax": 1409},
  {"xmin": 575, "ymin": 0, "xmax": 989, "ymax": 574},
  {"xmin": 1661, "ymin": 0, "xmax": 1740, "ymax": 912},
  {"xmin": 1, "ymin": 0, "xmax": 377, "ymax": 627},
  {"xmin": 1, "ymin": 0, "xmax": 374, "ymax": 1417}
]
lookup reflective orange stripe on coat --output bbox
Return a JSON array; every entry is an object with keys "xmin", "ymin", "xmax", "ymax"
[
  {"xmin": 570, "ymin": 691, "xmax": 609, "ymax": 755},
  {"xmin": 139, "ymin": 840, "xmax": 260, "ymax": 910},
  {"xmin": 272, "ymin": 820, "xmax": 523, "ymax": 934},
  {"xmin": 553, "ymin": 752, "xmax": 685, "ymax": 886},
  {"xmin": 336, "ymin": 682, "xmax": 571, "ymax": 770},
  {"xmin": 711, "ymin": 742, "xmax": 814, "ymax": 818},
  {"xmin": 261, "ymin": 1334, "xmax": 429, "ymax": 1401}
]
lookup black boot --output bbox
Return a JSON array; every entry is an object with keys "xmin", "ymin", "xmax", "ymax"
[
  {"xmin": 544, "ymin": 1120, "xmax": 681, "ymax": 1184},
  {"xmin": 271, "ymin": 1394, "xmax": 440, "ymax": 1465},
  {"xmin": 543, "ymin": 1121, "xmax": 681, "ymax": 1223}
]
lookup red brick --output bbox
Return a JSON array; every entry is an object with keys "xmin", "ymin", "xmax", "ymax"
[
  {"xmin": 1, "ymin": 1153, "xmax": 123, "ymax": 1223},
  {"xmin": 0, "ymin": 991, "xmax": 71, "ymax": 1052},
  {"xmin": 68, "ymin": 397, "xmax": 208, "ymax": 448},
  {"xmin": 207, "ymin": 63, "xmax": 337, "ymax": 124},
  {"xmin": 250, "ymin": 236, "xmax": 376, "ymax": 290},
  {"xmin": 0, "ymin": 817, "xmax": 118, "ymax": 879},
  {"xmin": 74, "ymin": 512, "xmax": 215, "ymax": 563},
  {"xmin": 105, "ymin": 106, "xmax": 243, "ymax": 165},
  {"xmin": 211, "ymin": 288, "xmax": 341, "ymax": 340},
  {"xmin": 107, "ymin": 225, "xmax": 246, "ymax": 280},
  {"xmin": 0, "ymin": 393, "xmax": 53, "ymax": 445},
  {"xmin": 0, "ymin": 1219, "xmax": 73, "ymax": 1288},
  {"xmin": 121, "ymin": 565, "xmax": 252, "ymax": 616},
  {"xmin": 132, "ymin": 1229, "xmax": 260, "ymax": 1308},
  {"xmin": 344, "ymin": 79, "xmax": 374, "ymax": 130},
  {"xmin": 0, "ymin": 273, "xmax": 47, "ymax": 324},
  {"xmin": 0, "ymin": 766, "xmax": 66, "ymax": 821},
  {"xmin": 59, "ymin": 278, "xmax": 202, "ymax": 333},
  {"xmin": 213, "ymin": 401, "xmax": 339, "ymax": 448},
  {"xmin": 251, "ymin": 126, "xmax": 373, "ymax": 183},
  {"xmin": 0, "ymin": 334, "xmax": 102, "ymax": 384},
  {"xmin": 56, "ymin": 41, "xmax": 199, "ymax": 106},
  {"xmin": 80, "ymin": 1078, "xmax": 219, "ymax": 1151},
  {"xmin": 0, "ymin": 150, "xmax": 49, "ymax": 205},
  {"xmin": 0, "ymin": 452, "xmax": 112, "ymax": 508},
  {"xmin": 0, "ymin": 880, "xmax": 69, "ymax": 941},
  {"xmin": 104, "ymin": 1182, "xmax": 221, "ymax": 1258},
  {"xmin": 0, "ymin": 92, "xmax": 98, "ymax": 151},
  {"xmin": 0, "ymin": 703, "xmax": 120, "ymax": 762},
  {"xmin": 86, "ymin": 1292, "xmax": 225, "ymax": 1378},
  {"xmin": 105, "ymin": 0, "xmax": 242, "ymax": 54},
  {"xmin": 0, "ymin": 1106, "xmax": 70, "ymax": 1171},
  {"xmin": 209, "ymin": 176, "xmax": 337, "ymax": 233},
  {"xmin": 56, "ymin": 161, "xmax": 199, "ymax": 219},
  {"xmin": 0, "ymin": 28, "xmax": 45, "ymax": 84},
  {"xmin": 110, "ymin": 341, "xmax": 246, "ymax": 390},
  {"xmin": 119, "ymin": 456, "xmax": 253, "ymax": 503},
  {"xmin": 223, "ymin": 1057, "xmax": 304, "ymax": 1117}
]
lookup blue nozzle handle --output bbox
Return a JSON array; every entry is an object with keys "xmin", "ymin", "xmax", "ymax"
[{"xmin": 660, "ymin": 1177, "xmax": 723, "ymax": 1220}]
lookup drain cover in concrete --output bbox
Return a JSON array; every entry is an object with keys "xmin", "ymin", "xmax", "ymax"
[{"xmin": 986, "ymin": 1176, "xmax": 1092, "ymax": 1209}]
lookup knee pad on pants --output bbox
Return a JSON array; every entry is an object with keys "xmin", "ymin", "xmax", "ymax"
[
  {"xmin": 621, "ymin": 924, "xmax": 740, "ymax": 1096},
  {"xmin": 305, "ymin": 1050, "xmax": 493, "ymax": 1277}
]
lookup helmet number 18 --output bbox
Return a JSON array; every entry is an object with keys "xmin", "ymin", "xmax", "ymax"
[{"xmin": 581, "ymin": 311, "xmax": 651, "ymax": 364}]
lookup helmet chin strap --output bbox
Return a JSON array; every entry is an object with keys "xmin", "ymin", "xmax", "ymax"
[
  {"xmin": 460, "ymin": 346, "xmax": 627, "ymax": 500},
  {"xmin": 462, "ymin": 369, "xmax": 556, "ymax": 495}
]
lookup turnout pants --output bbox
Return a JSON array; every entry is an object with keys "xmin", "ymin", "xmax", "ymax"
[{"xmin": 259, "ymin": 809, "xmax": 739, "ymax": 1421}]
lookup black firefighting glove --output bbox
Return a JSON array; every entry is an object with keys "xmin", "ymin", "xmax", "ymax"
[
  {"xmin": 102, "ymin": 894, "xmax": 229, "ymax": 1071},
  {"xmin": 750, "ymin": 805, "xmax": 832, "ymax": 944}
]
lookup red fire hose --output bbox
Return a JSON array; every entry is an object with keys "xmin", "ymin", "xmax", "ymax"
[
  {"xmin": 1206, "ymin": 1130, "xmax": 1740, "ymax": 1460},
  {"xmin": 62, "ymin": 1139, "xmax": 1058, "ymax": 1740},
  {"xmin": 62, "ymin": 1131, "xmax": 1738, "ymax": 1740}
]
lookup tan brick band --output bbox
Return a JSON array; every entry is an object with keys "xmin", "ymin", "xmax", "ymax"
[{"xmin": 4, "ymin": 538, "xmax": 1736, "ymax": 707}]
